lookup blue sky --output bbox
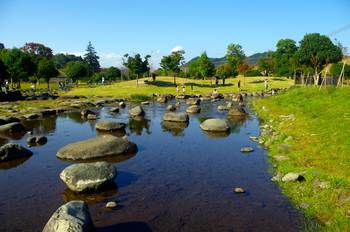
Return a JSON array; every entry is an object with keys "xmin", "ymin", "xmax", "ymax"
[{"xmin": 1, "ymin": 0, "xmax": 349, "ymax": 68}]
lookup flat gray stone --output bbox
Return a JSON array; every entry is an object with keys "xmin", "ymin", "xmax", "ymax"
[
  {"xmin": 163, "ymin": 112, "xmax": 189, "ymax": 122},
  {"xmin": 128, "ymin": 106, "xmax": 144, "ymax": 117},
  {"xmin": 95, "ymin": 121, "xmax": 125, "ymax": 131},
  {"xmin": 56, "ymin": 135, "xmax": 137, "ymax": 160},
  {"xmin": 60, "ymin": 161, "xmax": 116, "ymax": 192},
  {"xmin": 186, "ymin": 105, "xmax": 201, "ymax": 114},
  {"xmin": 200, "ymin": 119, "xmax": 229, "ymax": 132},
  {"xmin": 240, "ymin": 147, "xmax": 254, "ymax": 153}
]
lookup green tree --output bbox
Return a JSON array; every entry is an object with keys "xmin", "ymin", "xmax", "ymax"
[
  {"xmin": 21, "ymin": 42, "xmax": 53, "ymax": 58},
  {"xmin": 0, "ymin": 43, "xmax": 4, "ymax": 50},
  {"xmin": 274, "ymin": 39, "xmax": 298, "ymax": 77},
  {"xmin": 216, "ymin": 63, "xmax": 233, "ymax": 79},
  {"xmin": 84, "ymin": 41, "xmax": 100, "ymax": 72},
  {"xmin": 197, "ymin": 52, "xmax": 215, "ymax": 79},
  {"xmin": 1, "ymin": 48, "xmax": 35, "ymax": 88},
  {"xmin": 258, "ymin": 51, "xmax": 275, "ymax": 76},
  {"xmin": 123, "ymin": 53, "xmax": 151, "ymax": 87},
  {"xmin": 0, "ymin": 58, "xmax": 9, "ymax": 86},
  {"xmin": 160, "ymin": 50, "xmax": 185, "ymax": 84},
  {"xmin": 37, "ymin": 58, "xmax": 58, "ymax": 89},
  {"xmin": 188, "ymin": 59, "xmax": 201, "ymax": 78},
  {"xmin": 297, "ymin": 33, "xmax": 342, "ymax": 84},
  {"xmin": 226, "ymin": 43, "xmax": 245, "ymax": 77},
  {"xmin": 64, "ymin": 61, "xmax": 88, "ymax": 83},
  {"xmin": 53, "ymin": 53, "xmax": 83, "ymax": 69}
]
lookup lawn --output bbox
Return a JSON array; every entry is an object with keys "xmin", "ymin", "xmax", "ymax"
[
  {"xmin": 253, "ymin": 86, "xmax": 350, "ymax": 230},
  {"xmin": 63, "ymin": 76, "xmax": 293, "ymax": 97}
]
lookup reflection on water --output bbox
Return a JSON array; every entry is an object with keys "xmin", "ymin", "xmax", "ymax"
[
  {"xmin": 62, "ymin": 182, "xmax": 118, "ymax": 204},
  {"xmin": 161, "ymin": 121, "xmax": 188, "ymax": 136},
  {"xmin": 0, "ymin": 99, "xmax": 305, "ymax": 232},
  {"xmin": 128, "ymin": 117, "xmax": 151, "ymax": 135},
  {"xmin": 0, "ymin": 156, "xmax": 32, "ymax": 169}
]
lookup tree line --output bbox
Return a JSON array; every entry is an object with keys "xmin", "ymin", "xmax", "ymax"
[{"xmin": 0, "ymin": 32, "xmax": 348, "ymax": 90}]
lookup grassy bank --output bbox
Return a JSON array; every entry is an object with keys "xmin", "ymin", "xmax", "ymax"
[
  {"xmin": 253, "ymin": 87, "xmax": 350, "ymax": 230},
  {"xmin": 64, "ymin": 76, "xmax": 293, "ymax": 97}
]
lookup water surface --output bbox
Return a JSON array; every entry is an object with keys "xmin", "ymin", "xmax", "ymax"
[{"xmin": 0, "ymin": 99, "xmax": 304, "ymax": 232}]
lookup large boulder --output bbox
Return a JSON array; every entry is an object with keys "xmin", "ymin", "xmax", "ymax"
[
  {"xmin": 166, "ymin": 104, "xmax": 176, "ymax": 112},
  {"xmin": 228, "ymin": 107, "xmax": 247, "ymax": 117},
  {"xmin": 0, "ymin": 117, "xmax": 20, "ymax": 125},
  {"xmin": 81, "ymin": 109, "xmax": 96, "ymax": 117},
  {"xmin": 95, "ymin": 120, "xmax": 126, "ymax": 131},
  {"xmin": 0, "ymin": 143, "xmax": 33, "ymax": 162},
  {"xmin": 60, "ymin": 161, "xmax": 117, "ymax": 192},
  {"xmin": 42, "ymin": 201, "xmax": 95, "ymax": 232},
  {"xmin": 200, "ymin": 118, "xmax": 230, "ymax": 132},
  {"xmin": 0, "ymin": 122, "xmax": 26, "ymax": 134},
  {"xmin": 128, "ymin": 106, "xmax": 145, "ymax": 117},
  {"xmin": 186, "ymin": 105, "xmax": 201, "ymax": 114},
  {"xmin": 163, "ymin": 112, "xmax": 189, "ymax": 122},
  {"xmin": 56, "ymin": 135, "xmax": 137, "ymax": 160}
]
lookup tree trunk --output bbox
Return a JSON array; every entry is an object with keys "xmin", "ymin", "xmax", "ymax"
[
  {"xmin": 136, "ymin": 74, "xmax": 139, "ymax": 87},
  {"xmin": 47, "ymin": 81, "xmax": 50, "ymax": 90},
  {"xmin": 173, "ymin": 75, "xmax": 176, "ymax": 85}
]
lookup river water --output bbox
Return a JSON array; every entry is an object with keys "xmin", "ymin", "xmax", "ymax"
[{"xmin": 0, "ymin": 99, "xmax": 304, "ymax": 232}]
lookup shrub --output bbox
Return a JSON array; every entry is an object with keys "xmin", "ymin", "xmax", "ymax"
[{"xmin": 244, "ymin": 69, "xmax": 262, "ymax": 77}]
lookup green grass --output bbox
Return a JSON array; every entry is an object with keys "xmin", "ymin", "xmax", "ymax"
[
  {"xmin": 253, "ymin": 87, "xmax": 350, "ymax": 231},
  {"xmin": 63, "ymin": 76, "xmax": 293, "ymax": 97}
]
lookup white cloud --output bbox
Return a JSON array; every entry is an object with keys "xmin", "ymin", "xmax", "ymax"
[
  {"xmin": 171, "ymin": 46, "xmax": 184, "ymax": 53},
  {"xmin": 99, "ymin": 53, "xmax": 123, "ymax": 68}
]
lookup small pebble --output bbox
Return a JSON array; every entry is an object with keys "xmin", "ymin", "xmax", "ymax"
[
  {"xmin": 240, "ymin": 147, "xmax": 254, "ymax": 153},
  {"xmin": 106, "ymin": 201, "xmax": 117, "ymax": 208},
  {"xmin": 234, "ymin": 187, "xmax": 245, "ymax": 193}
]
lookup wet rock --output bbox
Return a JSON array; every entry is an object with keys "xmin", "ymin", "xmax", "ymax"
[
  {"xmin": 186, "ymin": 105, "xmax": 201, "ymax": 114},
  {"xmin": 27, "ymin": 136, "xmax": 37, "ymax": 144},
  {"xmin": 240, "ymin": 147, "xmax": 254, "ymax": 153},
  {"xmin": 81, "ymin": 109, "xmax": 95, "ymax": 117},
  {"xmin": 0, "ymin": 122, "xmax": 26, "ymax": 134},
  {"xmin": 119, "ymin": 101, "xmax": 126, "ymax": 107},
  {"xmin": 36, "ymin": 136, "xmax": 48, "ymax": 145},
  {"xmin": 106, "ymin": 201, "xmax": 118, "ymax": 209},
  {"xmin": 200, "ymin": 119, "xmax": 230, "ymax": 132},
  {"xmin": 217, "ymin": 105, "xmax": 230, "ymax": 111},
  {"xmin": 86, "ymin": 114, "xmax": 97, "ymax": 120},
  {"xmin": 0, "ymin": 143, "xmax": 33, "ymax": 162},
  {"xmin": 128, "ymin": 106, "xmax": 145, "ymax": 117},
  {"xmin": 0, "ymin": 116, "xmax": 20, "ymax": 125},
  {"xmin": 249, "ymin": 136, "xmax": 259, "ymax": 142},
  {"xmin": 157, "ymin": 95, "xmax": 168, "ymax": 103},
  {"xmin": 211, "ymin": 98, "xmax": 220, "ymax": 103},
  {"xmin": 56, "ymin": 135, "xmax": 137, "ymax": 160},
  {"xmin": 186, "ymin": 98, "xmax": 200, "ymax": 105},
  {"xmin": 42, "ymin": 200, "xmax": 95, "ymax": 232},
  {"xmin": 281, "ymin": 172, "xmax": 305, "ymax": 182},
  {"xmin": 234, "ymin": 187, "xmax": 245, "ymax": 193},
  {"xmin": 109, "ymin": 107, "xmax": 119, "ymax": 113},
  {"xmin": 228, "ymin": 107, "xmax": 247, "ymax": 117},
  {"xmin": 166, "ymin": 104, "xmax": 176, "ymax": 112},
  {"xmin": 95, "ymin": 121, "xmax": 126, "ymax": 131},
  {"xmin": 23, "ymin": 113, "xmax": 40, "ymax": 120},
  {"xmin": 60, "ymin": 161, "xmax": 116, "ymax": 192},
  {"xmin": 175, "ymin": 102, "xmax": 181, "ymax": 107},
  {"xmin": 37, "ymin": 109, "xmax": 57, "ymax": 117},
  {"xmin": 163, "ymin": 112, "xmax": 189, "ymax": 122},
  {"xmin": 141, "ymin": 101, "xmax": 150, "ymax": 105}
]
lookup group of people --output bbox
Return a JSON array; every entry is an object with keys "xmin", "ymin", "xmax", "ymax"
[{"xmin": 175, "ymin": 78, "xmax": 269, "ymax": 96}]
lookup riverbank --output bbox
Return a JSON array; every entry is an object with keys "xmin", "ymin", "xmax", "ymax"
[{"xmin": 253, "ymin": 87, "xmax": 350, "ymax": 230}]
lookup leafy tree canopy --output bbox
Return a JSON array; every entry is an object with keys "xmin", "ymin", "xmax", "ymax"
[
  {"xmin": 225, "ymin": 43, "xmax": 245, "ymax": 74},
  {"xmin": 64, "ymin": 61, "xmax": 88, "ymax": 82},
  {"xmin": 53, "ymin": 53, "xmax": 83, "ymax": 69},
  {"xmin": 21, "ymin": 42, "xmax": 53, "ymax": 58},
  {"xmin": 123, "ymin": 53, "xmax": 151, "ymax": 78}
]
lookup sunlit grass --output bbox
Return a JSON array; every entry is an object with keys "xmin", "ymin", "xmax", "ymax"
[{"xmin": 253, "ymin": 86, "xmax": 350, "ymax": 231}]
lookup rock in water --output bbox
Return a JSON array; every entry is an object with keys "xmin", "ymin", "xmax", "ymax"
[
  {"xmin": 60, "ymin": 161, "xmax": 116, "ymax": 192},
  {"xmin": 163, "ymin": 112, "xmax": 189, "ymax": 122},
  {"xmin": 109, "ymin": 107, "xmax": 120, "ymax": 113},
  {"xmin": 42, "ymin": 200, "xmax": 95, "ymax": 232},
  {"xmin": 186, "ymin": 98, "xmax": 200, "ymax": 105},
  {"xmin": 186, "ymin": 105, "xmax": 201, "ymax": 114},
  {"xmin": 56, "ymin": 135, "xmax": 137, "ymax": 160},
  {"xmin": 0, "ymin": 143, "xmax": 33, "ymax": 162},
  {"xmin": 234, "ymin": 187, "xmax": 245, "ymax": 193},
  {"xmin": 105, "ymin": 201, "xmax": 118, "ymax": 209},
  {"xmin": 128, "ymin": 106, "xmax": 145, "ymax": 117},
  {"xmin": 166, "ymin": 104, "xmax": 176, "ymax": 112},
  {"xmin": 240, "ymin": 147, "xmax": 254, "ymax": 153},
  {"xmin": 0, "ymin": 122, "xmax": 26, "ymax": 134},
  {"xmin": 200, "ymin": 119, "xmax": 230, "ymax": 132},
  {"xmin": 95, "ymin": 121, "xmax": 125, "ymax": 131},
  {"xmin": 228, "ymin": 107, "xmax": 247, "ymax": 117}
]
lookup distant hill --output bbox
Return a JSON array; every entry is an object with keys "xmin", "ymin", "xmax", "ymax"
[{"xmin": 185, "ymin": 52, "xmax": 268, "ymax": 67}]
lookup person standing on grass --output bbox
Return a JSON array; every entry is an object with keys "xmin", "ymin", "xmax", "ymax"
[
  {"xmin": 176, "ymin": 85, "xmax": 179, "ymax": 96},
  {"xmin": 237, "ymin": 80, "xmax": 241, "ymax": 91},
  {"xmin": 264, "ymin": 78, "xmax": 268, "ymax": 91},
  {"xmin": 182, "ymin": 86, "xmax": 186, "ymax": 94}
]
